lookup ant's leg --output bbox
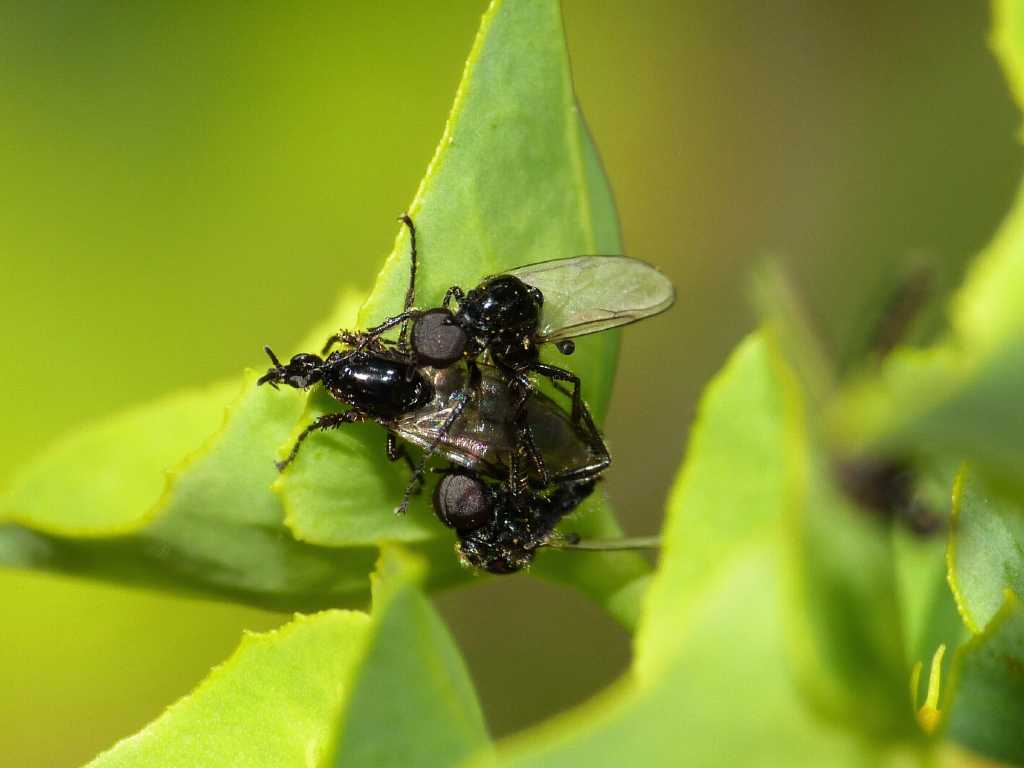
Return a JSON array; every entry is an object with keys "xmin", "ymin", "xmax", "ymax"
[
  {"xmin": 442, "ymin": 285, "xmax": 465, "ymax": 309},
  {"xmin": 397, "ymin": 213, "xmax": 418, "ymax": 346},
  {"xmin": 530, "ymin": 362, "xmax": 584, "ymax": 423},
  {"xmin": 395, "ymin": 361, "xmax": 480, "ymax": 515},
  {"xmin": 276, "ymin": 411, "xmax": 365, "ymax": 471}
]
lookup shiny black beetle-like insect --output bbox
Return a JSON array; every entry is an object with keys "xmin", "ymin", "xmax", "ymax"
[{"xmin": 321, "ymin": 215, "xmax": 674, "ymax": 485}]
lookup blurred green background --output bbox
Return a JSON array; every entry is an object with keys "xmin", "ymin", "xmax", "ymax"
[{"xmin": 0, "ymin": 2, "xmax": 1019, "ymax": 765}]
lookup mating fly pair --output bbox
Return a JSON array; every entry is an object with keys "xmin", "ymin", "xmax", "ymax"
[{"xmin": 258, "ymin": 215, "xmax": 674, "ymax": 572}]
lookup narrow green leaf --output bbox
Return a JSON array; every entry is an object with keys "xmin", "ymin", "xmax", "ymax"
[
  {"xmin": 945, "ymin": 591, "xmax": 1024, "ymax": 764},
  {"xmin": 85, "ymin": 610, "xmax": 371, "ymax": 768},
  {"xmin": 483, "ymin": 334, "xmax": 868, "ymax": 767},
  {"xmin": 947, "ymin": 465, "xmax": 1024, "ymax": 634},
  {"xmin": 330, "ymin": 547, "xmax": 490, "ymax": 767}
]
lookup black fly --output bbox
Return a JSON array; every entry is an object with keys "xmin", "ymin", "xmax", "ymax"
[
  {"xmin": 257, "ymin": 342, "xmax": 609, "ymax": 513},
  {"xmin": 432, "ymin": 468, "xmax": 597, "ymax": 573},
  {"xmin": 321, "ymin": 215, "xmax": 674, "ymax": 484},
  {"xmin": 258, "ymin": 215, "xmax": 674, "ymax": 570}
]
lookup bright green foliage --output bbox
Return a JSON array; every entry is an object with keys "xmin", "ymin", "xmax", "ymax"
[
  {"xmin": 329, "ymin": 548, "xmax": 490, "ymax": 767},
  {"xmin": 275, "ymin": 0, "xmax": 637, "ymax": 587},
  {"xmin": 948, "ymin": 466, "xmax": 1024, "ymax": 633},
  {"xmin": 0, "ymin": 380, "xmax": 235, "ymax": 535},
  {"xmin": 0, "ymin": 364, "xmax": 381, "ymax": 611},
  {"xmin": 945, "ymin": 592, "xmax": 1024, "ymax": 763},
  {"xmin": 85, "ymin": 610, "xmax": 371, "ymax": 768},
  {"xmin": 3, "ymin": 0, "xmax": 1024, "ymax": 764},
  {"xmin": 0, "ymin": 0, "xmax": 644, "ymax": 611},
  {"xmin": 487, "ymin": 336, "xmax": 870, "ymax": 767},
  {"xmin": 782, "ymin": 422, "xmax": 914, "ymax": 740},
  {"xmin": 83, "ymin": 549, "xmax": 491, "ymax": 768}
]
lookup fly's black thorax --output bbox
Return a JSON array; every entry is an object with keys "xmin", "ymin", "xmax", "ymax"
[
  {"xmin": 456, "ymin": 275, "xmax": 543, "ymax": 368},
  {"xmin": 322, "ymin": 351, "xmax": 432, "ymax": 418}
]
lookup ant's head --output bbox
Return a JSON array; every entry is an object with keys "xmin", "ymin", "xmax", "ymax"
[{"xmin": 257, "ymin": 346, "xmax": 324, "ymax": 389}]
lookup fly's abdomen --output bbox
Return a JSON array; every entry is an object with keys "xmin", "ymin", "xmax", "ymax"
[{"xmin": 325, "ymin": 355, "xmax": 432, "ymax": 418}]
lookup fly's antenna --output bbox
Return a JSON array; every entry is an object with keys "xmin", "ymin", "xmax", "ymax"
[
  {"xmin": 545, "ymin": 535, "xmax": 661, "ymax": 552},
  {"xmin": 263, "ymin": 345, "xmax": 283, "ymax": 369},
  {"xmin": 257, "ymin": 345, "xmax": 285, "ymax": 388},
  {"xmin": 397, "ymin": 213, "xmax": 418, "ymax": 348}
]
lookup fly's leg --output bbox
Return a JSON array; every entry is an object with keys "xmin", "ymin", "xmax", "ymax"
[
  {"xmin": 506, "ymin": 371, "xmax": 550, "ymax": 492},
  {"xmin": 276, "ymin": 410, "xmax": 366, "ymax": 471},
  {"xmin": 442, "ymin": 285, "xmax": 465, "ymax": 309},
  {"xmin": 396, "ymin": 361, "xmax": 480, "ymax": 515},
  {"xmin": 528, "ymin": 363, "xmax": 610, "ymax": 485},
  {"xmin": 530, "ymin": 362, "xmax": 584, "ymax": 424},
  {"xmin": 350, "ymin": 311, "xmax": 422, "ymax": 351},
  {"xmin": 386, "ymin": 432, "xmax": 420, "ymax": 493}
]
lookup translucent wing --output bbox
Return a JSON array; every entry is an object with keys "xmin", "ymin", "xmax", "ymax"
[
  {"xmin": 391, "ymin": 365, "xmax": 605, "ymax": 482},
  {"xmin": 505, "ymin": 256, "xmax": 675, "ymax": 342}
]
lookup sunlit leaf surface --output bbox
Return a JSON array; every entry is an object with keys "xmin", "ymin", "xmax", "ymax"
[
  {"xmin": 0, "ymin": 0, "xmax": 645, "ymax": 610},
  {"xmin": 81, "ymin": 548, "xmax": 490, "ymax": 768},
  {"xmin": 85, "ymin": 610, "xmax": 370, "ymax": 768},
  {"xmin": 948, "ymin": 466, "xmax": 1024, "ymax": 634},
  {"xmin": 483, "ymin": 335, "xmax": 871, "ymax": 767},
  {"xmin": 945, "ymin": 592, "xmax": 1024, "ymax": 764},
  {"xmin": 329, "ymin": 548, "xmax": 490, "ymax": 767}
]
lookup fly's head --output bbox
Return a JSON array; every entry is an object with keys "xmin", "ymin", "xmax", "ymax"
[{"xmin": 257, "ymin": 346, "xmax": 325, "ymax": 390}]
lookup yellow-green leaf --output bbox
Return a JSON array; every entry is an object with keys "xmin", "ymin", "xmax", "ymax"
[
  {"xmin": 947, "ymin": 465, "xmax": 1024, "ymax": 635},
  {"xmin": 85, "ymin": 610, "xmax": 371, "ymax": 768},
  {"xmin": 329, "ymin": 548, "xmax": 490, "ymax": 766},
  {"xmin": 945, "ymin": 591, "xmax": 1024, "ymax": 764},
  {"xmin": 481, "ymin": 334, "xmax": 868, "ymax": 767},
  {"xmin": 273, "ymin": 0, "xmax": 645, "ymax": 600}
]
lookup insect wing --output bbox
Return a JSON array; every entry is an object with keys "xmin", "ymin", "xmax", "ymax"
[
  {"xmin": 506, "ymin": 256, "xmax": 675, "ymax": 342},
  {"xmin": 391, "ymin": 365, "xmax": 603, "ymax": 482}
]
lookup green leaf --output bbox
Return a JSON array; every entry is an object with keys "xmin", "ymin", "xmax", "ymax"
[
  {"xmin": 0, "ymin": 292, "xmax": 427, "ymax": 611},
  {"xmin": 329, "ymin": 547, "xmax": 490, "ymax": 766},
  {"xmin": 945, "ymin": 590, "xmax": 1024, "ymax": 764},
  {"xmin": 0, "ymin": 365, "xmax": 382, "ymax": 611},
  {"xmin": 781, "ymin": 419, "xmax": 916, "ymax": 740},
  {"xmin": 85, "ymin": 610, "xmax": 371, "ymax": 768},
  {"xmin": 827, "ymin": 1, "xmax": 1024, "ymax": 500},
  {"xmin": 948, "ymin": 465, "xmax": 1024, "ymax": 635},
  {"xmin": 274, "ymin": 0, "xmax": 645, "ymax": 599},
  {"xmin": 0, "ymin": 0, "xmax": 642, "ymax": 612},
  {"xmin": 81, "ymin": 546, "xmax": 488, "ymax": 768},
  {"xmin": 482, "ymin": 334, "xmax": 872, "ymax": 767}
]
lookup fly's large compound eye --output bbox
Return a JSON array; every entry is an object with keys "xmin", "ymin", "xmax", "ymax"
[
  {"xmin": 412, "ymin": 308, "xmax": 467, "ymax": 367},
  {"xmin": 433, "ymin": 472, "xmax": 492, "ymax": 532}
]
